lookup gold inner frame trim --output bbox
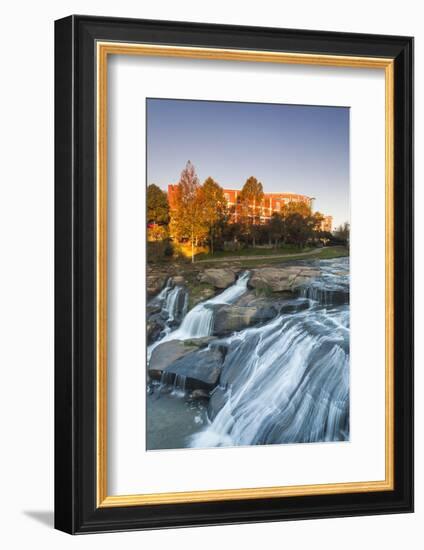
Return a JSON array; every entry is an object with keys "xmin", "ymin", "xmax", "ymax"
[{"xmin": 96, "ymin": 41, "xmax": 395, "ymax": 508}]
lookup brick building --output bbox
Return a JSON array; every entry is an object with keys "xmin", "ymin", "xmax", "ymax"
[{"xmin": 167, "ymin": 185, "xmax": 332, "ymax": 232}]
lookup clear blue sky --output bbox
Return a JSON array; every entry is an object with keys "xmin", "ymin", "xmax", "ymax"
[{"xmin": 146, "ymin": 98, "xmax": 350, "ymax": 227}]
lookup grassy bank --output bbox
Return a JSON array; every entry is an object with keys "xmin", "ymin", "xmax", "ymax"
[
  {"xmin": 197, "ymin": 246, "xmax": 349, "ymax": 268},
  {"xmin": 195, "ymin": 244, "xmax": 311, "ymax": 261},
  {"xmin": 148, "ymin": 241, "xmax": 349, "ymax": 267}
]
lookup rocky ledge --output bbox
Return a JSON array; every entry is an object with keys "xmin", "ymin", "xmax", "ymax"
[
  {"xmin": 149, "ymin": 338, "xmax": 225, "ymax": 391},
  {"xmin": 249, "ymin": 265, "xmax": 320, "ymax": 293},
  {"xmin": 198, "ymin": 268, "xmax": 237, "ymax": 289}
]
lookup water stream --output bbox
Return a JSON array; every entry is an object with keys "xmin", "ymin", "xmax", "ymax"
[{"xmin": 147, "ymin": 258, "xmax": 350, "ymax": 449}]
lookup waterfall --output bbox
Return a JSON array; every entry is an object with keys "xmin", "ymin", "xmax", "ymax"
[
  {"xmin": 148, "ymin": 258, "xmax": 350, "ymax": 449},
  {"xmin": 171, "ymin": 271, "xmax": 250, "ymax": 340},
  {"xmin": 163, "ymin": 285, "xmax": 183, "ymax": 322},
  {"xmin": 190, "ymin": 305, "xmax": 349, "ymax": 447},
  {"xmin": 189, "ymin": 258, "xmax": 350, "ymax": 448},
  {"xmin": 299, "ymin": 257, "xmax": 349, "ymax": 306},
  {"xmin": 149, "ymin": 271, "xmax": 250, "ymax": 355}
]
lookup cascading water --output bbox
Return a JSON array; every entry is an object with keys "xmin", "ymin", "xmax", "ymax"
[
  {"xmin": 163, "ymin": 285, "xmax": 183, "ymax": 322},
  {"xmin": 189, "ymin": 257, "xmax": 350, "ymax": 448},
  {"xmin": 171, "ymin": 271, "xmax": 250, "ymax": 340},
  {"xmin": 147, "ymin": 258, "xmax": 350, "ymax": 449},
  {"xmin": 148, "ymin": 271, "xmax": 250, "ymax": 360}
]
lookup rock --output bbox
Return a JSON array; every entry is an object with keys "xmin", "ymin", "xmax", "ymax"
[
  {"xmin": 208, "ymin": 387, "xmax": 228, "ymax": 420},
  {"xmin": 188, "ymin": 286, "xmax": 216, "ymax": 310},
  {"xmin": 198, "ymin": 268, "xmax": 236, "ymax": 289},
  {"xmin": 147, "ymin": 274, "xmax": 167, "ymax": 297},
  {"xmin": 149, "ymin": 338, "xmax": 225, "ymax": 390},
  {"xmin": 191, "ymin": 389, "xmax": 210, "ymax": 400},
  {"xmin": 146, "ymin": 317, "xmax": 165, "ymax": 344},
  {"xmin": 149, "ymin": 340, "xmax": 199, "ymax": 379},
  {"xmin": 182, "ymin": 336, "xmax": 217, "ymax": 348},
  {"xmin": 249, "ymin": 266, "xmax": 320, "ymax": 293},
  {"xmin": 146, "ymin": 303, "xmax": 162, "ymax": 316},
  {"xmin": 165, "ymin": 347, "xmax": 224, "ymax": 390},
  {"xmin": 213, "ymin": 304, "xmax": 278, "ymax": 335},
  {"xmin": 172, "ymin": 275, "xmax": 185, "ymax": 285}
]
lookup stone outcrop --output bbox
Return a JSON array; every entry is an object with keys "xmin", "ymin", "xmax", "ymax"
[
  {"xmin": 249, "ymin": 266, "xmax": 320, "ymax": 293},
  {"xmin": 213, "ymin": 304, "xmax": 278, "ymax": 336},
  {"xmin": 198, "ymin": 268, "xmax": 236, "ymax": 289},
  {"xmin": 149, "ymin": 338, "xmax": 224, "ymax": 390},
  {"xmin": 147, "ymin": 274, "xmax": 167, "ymax": 297}
]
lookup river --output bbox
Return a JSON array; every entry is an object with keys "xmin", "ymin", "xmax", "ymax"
[{"xmin": 147, "ymin": 257, "xmax": 349, "ymax": 450}]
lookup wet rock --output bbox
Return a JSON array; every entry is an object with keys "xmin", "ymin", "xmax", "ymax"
[
  {"xmin": 190, "ymin": 389, "xmax": 210, "ymax": 400},
  {"xmin": 183, "ymin": 336, "xmax": 217, "ymax": 348},
  {"xmin": 146, "ymin": 303, "xmax": 162, "ymax": 316},
  {"xmin": 149, "ymin": 340, "xmax": 199, "ymax": 379},
  {"xmin": 213, "ymin": 304, "xmax": 278, "ymax": 336},
  {"xmin": 166, "ymin": 347, "xmax": 224, "ymax": 390},
  {"xmin": 198, "ymin": 268, "xmax": 236, "ymax": 289},
  {"xmin": 146, "ymin": 317, "xmax": 165, "ymax": 344},
  {"xmin": 208, "ymin": 387, "xmax": 228, "ymax": 420},
  {"xmin": 249, "ymin": 266, "xmax": 320, "ymax": 293},
  {"xmin": 279, "ymin": 298, "xmax": 311, "ymax": 314}
]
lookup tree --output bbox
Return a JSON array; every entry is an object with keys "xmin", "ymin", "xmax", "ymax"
[
  {"xmin": 282, "ymin": 200, "xmax": 312, "ymax": 219},
  {"xmin": 268, "ymin": 212, "xmax": 286, "ymax": 247},
  {"xmin": 239, "ymin": 176, "xmax": 264, "ymax": 246},
  {"xmin": 284, "ymin": 213, "xmax": 313, "ymax": 248},
  {"xmin": 200, "ymin": 177, "xmax": 227, "ymax": 255},
  {"xmin": 333, "ymin": 222, "xmax": 350, "ymax": 245},
  {"xmin": 169, "ymin": 161, "xmax": 207, "ymax": 263},
  {"xmin": 147, "ymin": 183, "xmax": 169, "ymax": 224}
]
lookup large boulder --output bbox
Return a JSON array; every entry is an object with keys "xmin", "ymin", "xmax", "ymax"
[
  {"xmin": 149, "ymin": 339, "xmax": 224, "ymax": 390},
  {"xmin": 149, "ymin": 340, "xmax": 199, "ymax": 379},
  {"xmin": 213, "ymin": 304, "xmax": 278, "ymax": 336},
  {"xmin": 249, "ymin": 266, "xmax": 320, "ymax": 293},
  {"xmin": 198, "ymin": 268, "xmax": 236, "ymax": 289},
  {"xmin": 164, "ymin": 347, "xmax": 224, "ymax": 390}
]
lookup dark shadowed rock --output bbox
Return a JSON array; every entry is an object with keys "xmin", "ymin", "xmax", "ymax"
[
  {"xmin": 208, "ymin": 387, "xmax": 228, "ymax": 420},
  {"xmin": 149, "ymin": 338, "xmax": 224, "ymax": 390},
  {"xmin": 164, "ymin": 347, "xmax": 225, "ymax": 390},
  {"xmin": 149, "ymin": 340, "xmax": 199, "ymax": 379},
  {"xmin": 146, "ymin": 317, "xmax": 165, "ymax": 344},
  {"xmin": 190, "ymin": 389, "xmax": 210, "ymax": 400}
]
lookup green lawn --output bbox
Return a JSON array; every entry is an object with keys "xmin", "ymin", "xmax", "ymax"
[
  {"xmin": 197, "ymin": 246, "xmax": 349, "ymax": 268},
  {"xmin": 195, "ymin": 244, "xmax": 312, "ymax": 260}
]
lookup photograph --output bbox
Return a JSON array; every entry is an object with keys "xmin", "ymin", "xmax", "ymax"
[{"xmin": 146, "ymin": 98, "xmax": 351, "ymax": 451}]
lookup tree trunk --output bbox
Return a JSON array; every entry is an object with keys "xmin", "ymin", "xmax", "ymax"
[{"xmin": 191, "ymin": 228, "xmax": 194, "ymax": 263}]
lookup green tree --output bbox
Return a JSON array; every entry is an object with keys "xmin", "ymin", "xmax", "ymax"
[
  {"xmin": 268, "ymin": 212, "xmax": 286, "ymax": 247},
  {"xmin": 200, "ymin": 177, "xmax": 227, "ymax": 255},
  {"xmin": 147, "ymin": 183, "xmax": 169, "ymax": 224},
  {"xmin": 239, "ymin": 176, "xmax": 264, "ymax": 246},
  {"xmin": 169, "ymin": 161, "xmax": 207, "ymax": 263},
  {"xmin": 284, "ymin": 213, "xmax": 311, "ymax": 248},
  {"xmin": 333, "ymin": 222, "xmax": 350, "ymax": 245}
]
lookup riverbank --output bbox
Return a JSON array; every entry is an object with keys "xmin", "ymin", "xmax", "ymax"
[{"xmin": 147, "ymin": 245, "xmax": 348, "ymax": 301}]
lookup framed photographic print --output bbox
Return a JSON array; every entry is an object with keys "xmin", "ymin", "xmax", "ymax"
[{"xmin": 54, "ymin": 15, "xmax": 414, "ymax": 534}]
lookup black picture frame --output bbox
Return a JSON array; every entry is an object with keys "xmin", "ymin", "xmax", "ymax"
[{"xmin": 55, "ymin": 14, "xmax": 414, "ymax": 534}]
